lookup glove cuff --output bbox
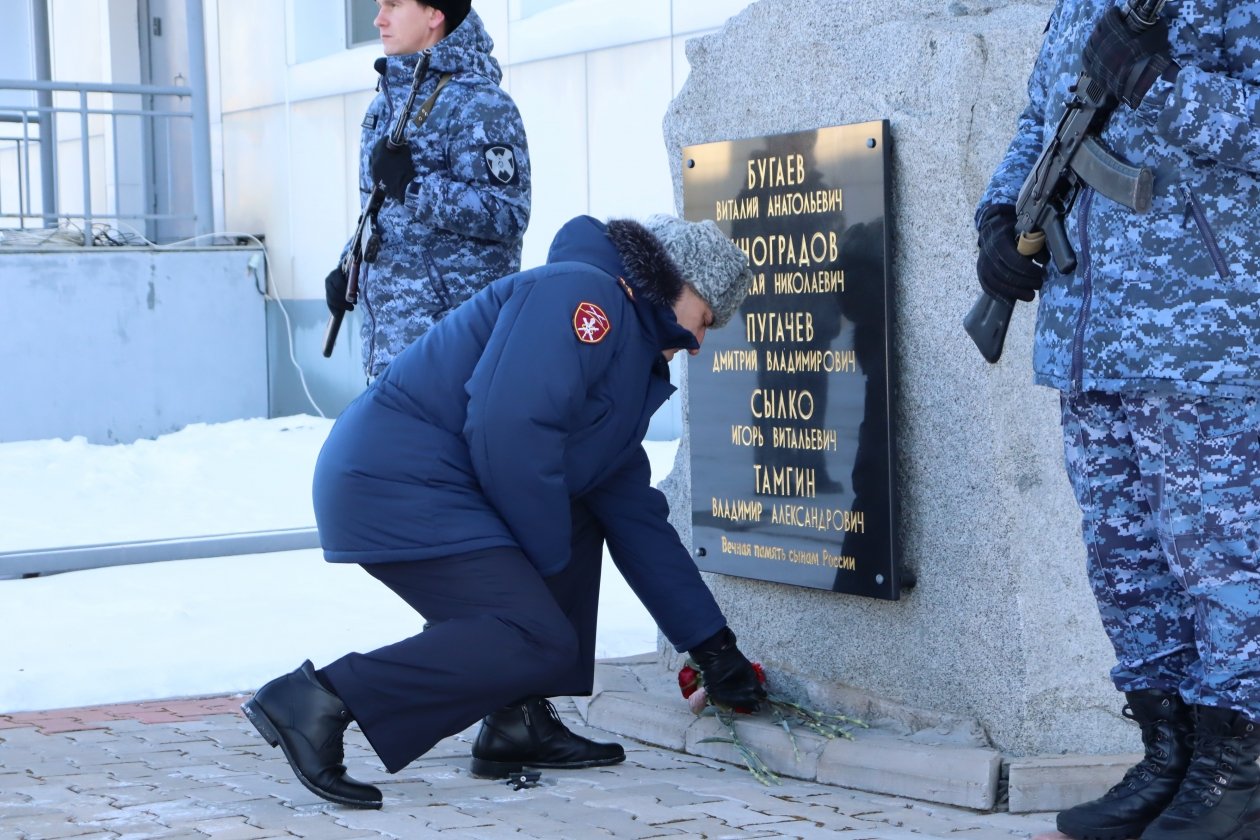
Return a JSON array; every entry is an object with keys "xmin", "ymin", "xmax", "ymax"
[{"xmin": 690, "ymin": 626, "xmax": 735, "ymax": 657}]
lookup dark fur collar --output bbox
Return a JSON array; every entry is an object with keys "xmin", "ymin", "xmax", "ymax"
[{"xmin": 605, "ymin": 219, "xmax": 684, "ymax": 309}]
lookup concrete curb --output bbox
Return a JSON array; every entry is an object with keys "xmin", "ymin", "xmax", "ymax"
[{"xmin": 579, "ymin": 654, "xmax": 1142, "ymax": 814}]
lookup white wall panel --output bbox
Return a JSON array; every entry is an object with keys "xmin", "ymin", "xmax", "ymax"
[
  {"xmin": 509, "ymin": 53, "xmax": 587, "ymax": 269},
  {"xmin": 585, "ymin": 39, "xmax": 673, "ymax": 222},
  {"xmin": 215, "ymin": 1, "xmax": 288, "ymax": 113},
  {"xmin": 49, "ymin": 0, "xmax": 106, "ymax": 82},
  {"xmin": 287, "ymin": 96, "xmax": 348, "ymax": 298},
  {"xmin": 507, "ymin": 0, "xmax": 670, "ymax": 65},
  {"xmin": 476, "ymin": 0, "xmax": 511, "ymax": 61},
  {"xmin": 671, "ymin": 0, "xmax": 756, "ymax": 35},
  {"xmin": 221, "ymin": 105, "xmax": 293, "ymax": 294}
]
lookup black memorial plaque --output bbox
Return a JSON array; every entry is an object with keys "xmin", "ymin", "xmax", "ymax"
[{"xmin": 684, "ymin": 121, "xmax": 902, "ymax": 599}]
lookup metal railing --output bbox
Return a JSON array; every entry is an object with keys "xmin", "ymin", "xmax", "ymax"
[{"xmin": 0, "ymin": 78, "xmax": 213, "ymax": 244}]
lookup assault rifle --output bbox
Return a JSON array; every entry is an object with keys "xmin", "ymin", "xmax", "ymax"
[
  {"xmin": 963, "ymin": 0, "xmax": 1169, "ymax": 363},
  {"xmin": 323, "ymin": 52, "xmax": 431, "ymax": 358}
]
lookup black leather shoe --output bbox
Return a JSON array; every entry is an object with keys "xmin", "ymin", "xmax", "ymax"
[
  {"xmin": 470, "ymin": 697, "xmax": 625, "ymax": 778},
  {"xmin": 242, "ymin": 661, "xmax": 382, "ymax": 809},
  {"xmin": 1057, "ymin": 690, "xmax": 1194, "ymax": 840}
]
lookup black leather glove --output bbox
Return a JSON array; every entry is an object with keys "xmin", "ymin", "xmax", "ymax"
[
  {"xmin": 1082, "ymin": 6, "xmax": 1174, "ymax": 108},
  {"xmin": 976, "ymin": 203, "xmax": 1047, "ymax": 303},
  {"xmin": 688, "ymin": 628, "xmax": 767, "ymax": 711},
  {"xmin": 325, "ymin": 265, "xmax": 353, "ymax": 315},
  {"xmin": 370, "ymin": 138, "xmax": 417, "ymax": 203}
]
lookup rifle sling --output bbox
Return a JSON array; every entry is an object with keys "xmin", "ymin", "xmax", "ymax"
[{"xmin": 413, "ymin": 73, "xmax": 454, "ymax": 128}]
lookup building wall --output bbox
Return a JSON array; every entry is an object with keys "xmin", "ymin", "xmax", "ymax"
[
  {"xmin": 202, "ymin": 0, "xmax": 755, "ymax": 425},
  {"xmin": 5, "ymin": 1, "xmax": 755, "ymax": 429}
]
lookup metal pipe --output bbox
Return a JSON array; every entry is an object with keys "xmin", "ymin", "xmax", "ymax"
[
  {"xmin": 184, "ymin": 0, "xmax": 214, "ymax": 238},
  {"xmin": 0, "ymin": 79, "xmax": 192, "ymax": 95},
  {"xmin": 79, "ymin": 89, "xmax": 92, "ymax": 244},
  {"xmin": 30, "ymin": 0, "xmax": 56, "ymax": 227},
  {"xmin": 0, "ymin": 527, "xmax": 322, "ymax": 578}
]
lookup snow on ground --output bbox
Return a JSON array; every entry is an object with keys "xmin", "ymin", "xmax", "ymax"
[{"xmin": 0, "ymin": 416, "xmax": 671, "ymax": 713}]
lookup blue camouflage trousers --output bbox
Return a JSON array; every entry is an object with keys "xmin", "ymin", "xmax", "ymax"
[{"xmin": 1060, "ymin": 390, "xmax": 1260, "ymax": 717}]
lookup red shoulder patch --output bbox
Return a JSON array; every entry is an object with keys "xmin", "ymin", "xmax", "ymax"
[{"xmin": 573, "ymin": 301, "xmax": 611, "ymax": 344}]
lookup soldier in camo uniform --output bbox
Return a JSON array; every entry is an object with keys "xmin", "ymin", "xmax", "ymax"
[
  {"xmin": 975, "ymin": 2, "xmax": 1260, "ymax": 838},
  {"xmin": 325, "ymin": 0, "xmax": 530, "ymax": 379}
]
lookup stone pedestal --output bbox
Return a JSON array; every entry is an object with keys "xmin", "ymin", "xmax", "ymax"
[{"xmin": 659, "ymin": 0, "xmax": 1138, "ymax": 761}]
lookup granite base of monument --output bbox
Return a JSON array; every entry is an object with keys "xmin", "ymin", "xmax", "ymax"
[{"xmin": 576, "ymin": 655, "xmax": 1137, "ymax": 814}]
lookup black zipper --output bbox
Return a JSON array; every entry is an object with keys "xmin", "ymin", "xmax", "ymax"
[{"xmin": 1179, "ymin": 183, "xmax": 1231, "ymax": 281}]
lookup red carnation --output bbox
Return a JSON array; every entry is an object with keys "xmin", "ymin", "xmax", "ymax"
[{"xmin": 678, "ymin": 664, "xmax": 701, "ymax": 699}]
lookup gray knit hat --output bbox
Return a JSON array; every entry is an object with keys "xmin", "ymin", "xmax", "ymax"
[{"xmin": 642, "ymin": 214, "xmax": 753, "ymax": 329}]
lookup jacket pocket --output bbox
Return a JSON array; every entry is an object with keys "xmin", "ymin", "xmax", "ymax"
[
  {"xmin": 1195, "ymin": 396, "xmax": 1260, "ymax": 532},
  {"xmin": 418, "ymin": 250, "xmax": 454, "ymax": 318},
  {"xmin": 1180, "ymin": 184, "xmax": 1231, "ymax": 282}
]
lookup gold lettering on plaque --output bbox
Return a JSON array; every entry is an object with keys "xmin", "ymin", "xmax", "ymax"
[
  {"xmin": 749, "ymin": 388, "xmax": 815, "ymax": 421},
  {"xmin": 711, "ymin": 348, "xmax": 758, "ymax": 372},
  {"xmin": 746, "ymin": 154, "xmax": 805, "ymax": 189},
  {"xmin": 744, "ymin": 311, "xmax": 815, "ymax": 343},
  {"xmin": 753, "ymin": 465, "xmax": 817, "ymax": 498},
  {"xmin": 730, "ymin": 425, "xmax": 764, "ymax": 447},
  {"xmin": 711, "ymin": 496, "xmax": 764, "ymax": 523}
]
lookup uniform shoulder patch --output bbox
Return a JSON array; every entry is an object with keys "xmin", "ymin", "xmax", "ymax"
[
  {"xmin": 573, "ymin": 301, "xmax": 611, "ymax": 344},
  {"xmin": 483, "ymin": 144, "xmax": 519, "ymax": 185}
]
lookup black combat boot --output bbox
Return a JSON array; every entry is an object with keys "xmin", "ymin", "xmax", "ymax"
[
  {"xmin": 1057, "ymin": 690, "xmax": 1195, "ymax": 840},
  {"xmin": 470, "ymin": 697, "xmax": 626, "ymax": 778},
  {"xmin": 241, "ymin": 661, "xmax": 382, "ymax": 809},
  {"xmin": 1140, "ymin": 705, "xmax": 1260, "ymax": 840}
]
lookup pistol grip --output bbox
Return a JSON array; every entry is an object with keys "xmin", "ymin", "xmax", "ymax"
[{"xmin": 1017, "ymin": 230, "xmax": 1045, "ymax": 257}]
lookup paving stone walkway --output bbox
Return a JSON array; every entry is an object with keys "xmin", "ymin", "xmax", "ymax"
[{"xmin": 0, "ymin": 694, "xmax": 1069, "ymax": 839}]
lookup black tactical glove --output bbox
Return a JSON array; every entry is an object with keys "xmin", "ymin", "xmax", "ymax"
[
  {"xmin": 325, "ymin": 265, "xmax": 353, "ymax": 315},
  {"xmin": 370, "ymin": 138, "xmax": 417, "ymax": 203},
  {"xmin": 688, "ymin": 627, "xmax": 767, "ymax": 711},
  {"xmin": 976, "ymin": 203, "xmax": 1047, "ymax": 303},
  {"xmin": 1082, "ymin": 6, "xmax": 1175, "ymax": 108}
]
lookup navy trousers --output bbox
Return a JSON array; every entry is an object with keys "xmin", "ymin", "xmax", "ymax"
[{"xmin": 322, "ymin": 502, "xmax": 605, "ymax": 773}]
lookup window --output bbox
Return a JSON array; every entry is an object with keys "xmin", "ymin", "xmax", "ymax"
[{"xmin": 346, "ymin": 0, "xmax": 378, "ymax": 48}]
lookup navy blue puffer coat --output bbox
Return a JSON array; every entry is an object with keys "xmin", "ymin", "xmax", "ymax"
[{"xmin": 313, "ymin": 216, "xmax": 727, "ymax": 652}]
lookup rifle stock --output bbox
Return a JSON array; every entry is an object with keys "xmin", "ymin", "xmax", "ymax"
[
  {"xmin": 963, "ymin": 291, "xmax": 1015, "ymax": 364},
  {"xmin": 322, "ymin": 311, "xmax": 345, "ymax": 358}
]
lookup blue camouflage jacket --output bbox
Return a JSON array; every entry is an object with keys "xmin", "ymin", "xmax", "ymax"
[
  {"xmin": 979, "ymin": 0, "xmax": 1260, "ymax": 397},
  {"xmin": 352, "ymin": 8, "xmax": 531, "ymax": 377},
  {"xmin": 314, "ymin": 216, "xmax": 727, "ymax": 652}
]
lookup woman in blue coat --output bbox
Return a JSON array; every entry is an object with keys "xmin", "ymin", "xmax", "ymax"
[{"xmin": 243, "ymin": 214, "xmax": 766, "ymax": 808}]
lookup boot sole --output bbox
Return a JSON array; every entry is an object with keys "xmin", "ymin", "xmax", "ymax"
[
  {"xmin": 469, "ymin": 753, "xmax": 626, "ymax": 779},
  {"xmin": 241, "ymin": 699, "xmax": 382, "ymax": 810},
  {"xmin": 1055, "ymin": 816, "xmax": 1150, "ymax": 840}
]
